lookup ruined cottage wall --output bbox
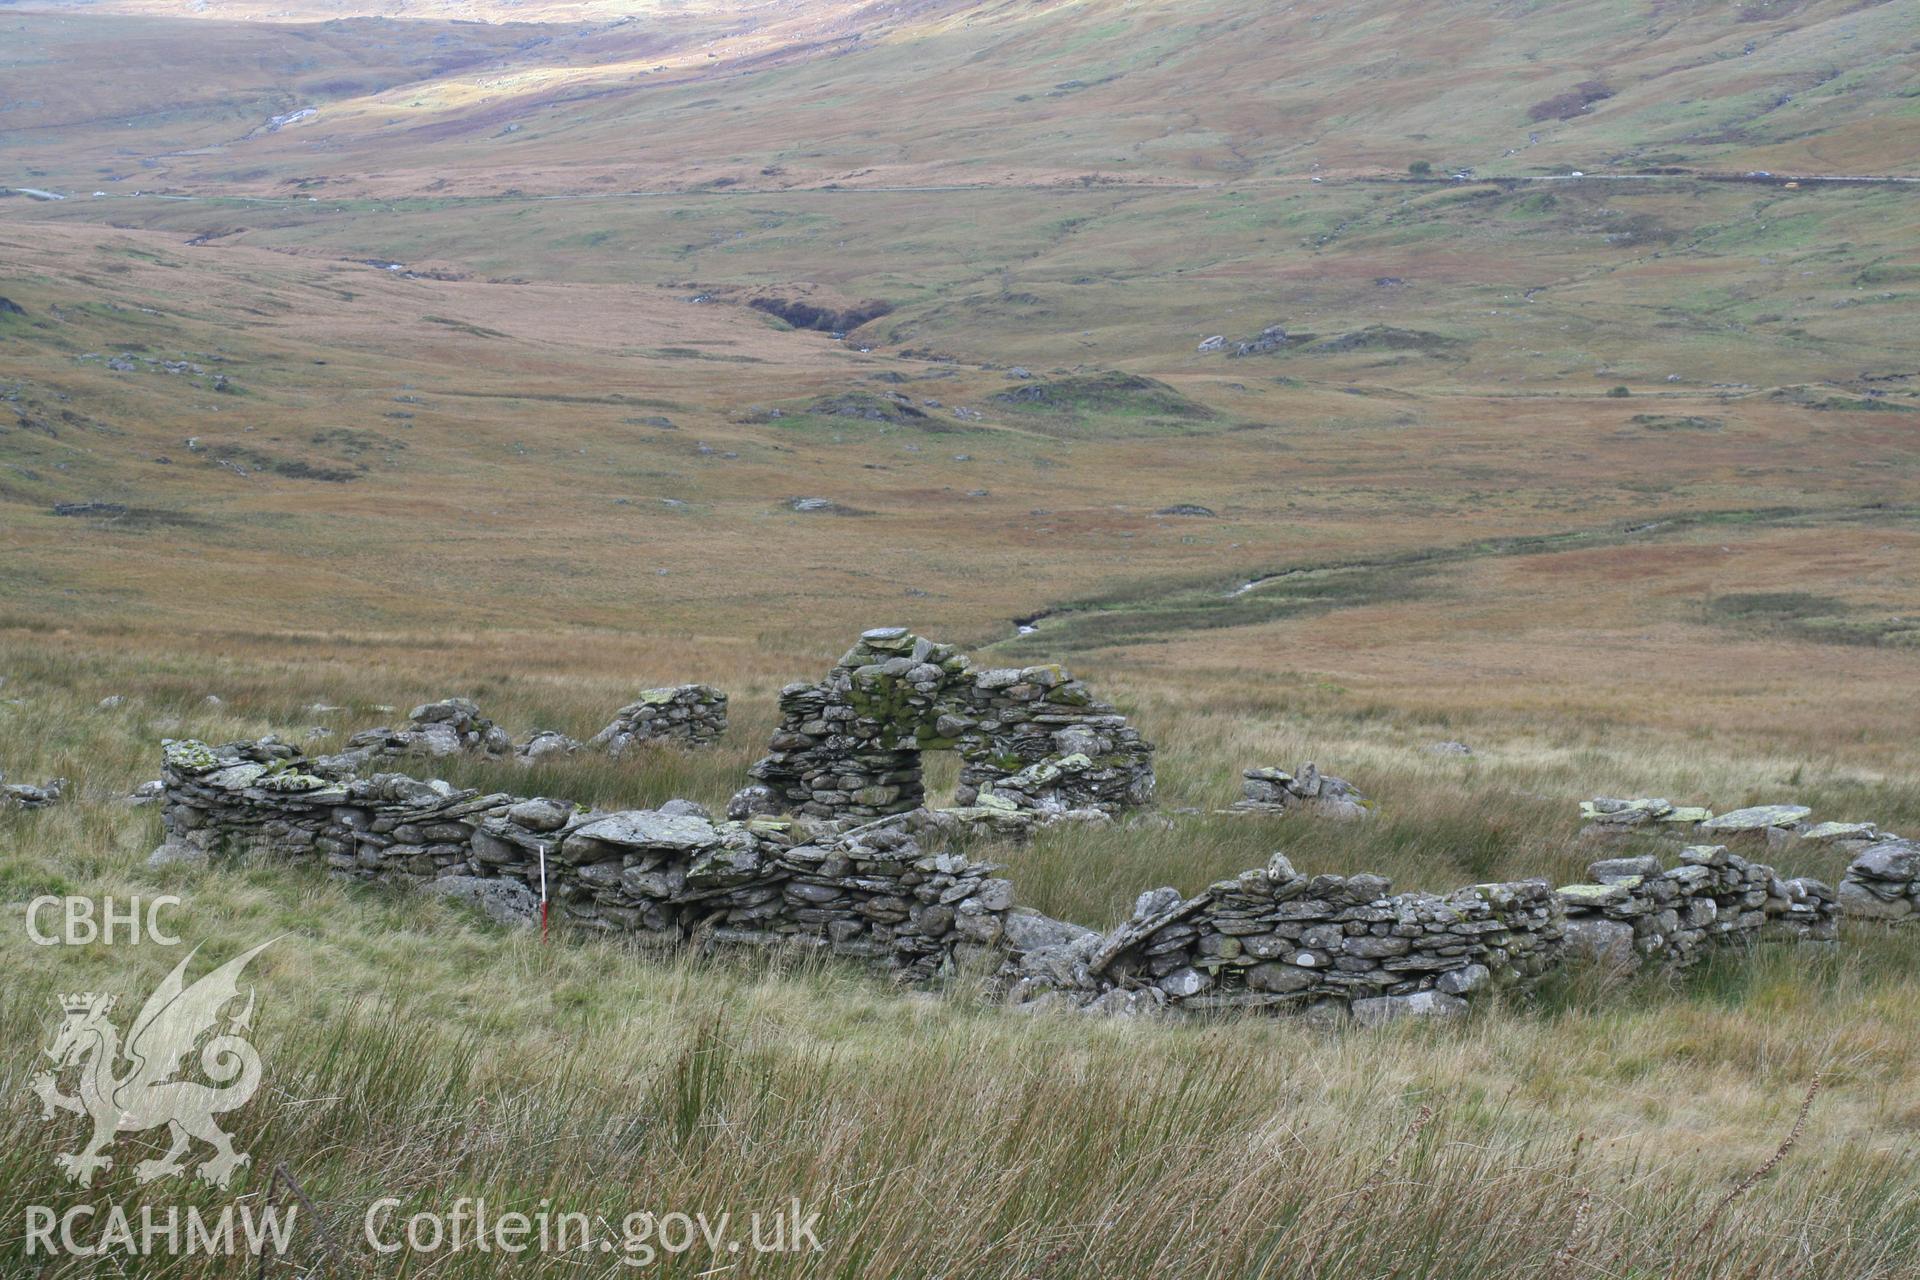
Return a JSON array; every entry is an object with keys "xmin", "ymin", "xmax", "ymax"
[
  {"xmin": 1577, "ymin": 795, "xmax": 1905, "ymax": 924},
  {"xmin": 742, "ymin": 628, "xmax": 1153, "ymax": 823},
  {"xmin": 155, "ymin": 738, "xmax": 1012, "ymax": 976},
  {"xmin": 588, "ymin": 685, "xmax": 728, "ymax": 756},
  {"xmin": 1042, "ymin": 858, "xmax": 1564, "ymax": 1019},
  {"xmin": 157, "ymin": 729, "xmax": 1848, "ymax": 1024},
  {"xmin": 1556, "ymin": 848, "xmax": 1839, "ymax": 969}
]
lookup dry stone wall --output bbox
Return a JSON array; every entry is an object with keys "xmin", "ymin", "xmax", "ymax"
[
  {"xmin": 737, "ymin": 628, "xmax": 1154, "ymax": 825},
  {"xmin": 1002, "ymin": 860, "xmax": 1563, "ymax": 1022},
  {"xmin": 331, "ymin": 687, "xmax": 728, "ymax": 773},
  {"xmin": 336, "ymin": 698, "xmax": 511, "ymax": 769},
  {"xmin": 1224, "ymin": 764, "xmax": 1369, "ymax": 820},
  {"xmin": 143, "ymin": 632, "xmax": 1874, "ymax": 1026},
  {"xmin": 152, "ymin": 737, "xmax": 1014, "ymax": 979},
  {"xmin": 150, "ymin": 734, "xmax": 1853, "ymax": 1023},
  {"xmin": 1556, "ymin": 847, "xmax": 1838, "ymax": 971}
]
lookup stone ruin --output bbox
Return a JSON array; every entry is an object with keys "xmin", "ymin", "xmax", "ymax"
[
  {"xmin": 732, "ymin": 627, "xmax": 1154, "ymax": 825},
  {"xmin": 1224, "ymin": 763, "xmax": 1369, "ymax": 820},
  {"xmin": 132, "ymin": 631, "xmax": 1909, "ymax": 1026},
  {"xmin": 1003, "ymin": 859, "xmax": 1564, "ymax": 1023},
  {"xmin": 151, "ymin": 737, "xmax": 1018, "ymax": 982},
  {"xmin": 1556, "ymin": 849, "xmax": 1837, "ymax": 971},
  {"xmin": 1576, "ymin": 795, "xmax": 1916, "ymax": 927},
  {"xmin": 587, "ymin": 684, "xmax": 728, "ymax": 756}
]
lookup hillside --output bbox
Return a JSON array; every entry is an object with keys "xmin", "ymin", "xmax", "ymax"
[{"xmin": 3, "ymin": 2, "xmax": 1919, "ymax": 1276}]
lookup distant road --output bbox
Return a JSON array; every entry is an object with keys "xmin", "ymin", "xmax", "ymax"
[{"xmin": 6, "ymin": 170, "xmax": 1916, "ymax": 209}]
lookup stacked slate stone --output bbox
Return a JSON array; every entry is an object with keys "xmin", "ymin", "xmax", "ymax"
[
  {"xmin": 945, "ymin": 662, "xmax": 1155, "ymax": 816},
  {"xmin": 739, "ymin": 627, "xmax": 1153, "ymax": 825},
  {"xmin": 1576, "ymin": 797, "xmax": 1823, "ymax": 850},
  {"xmin": 1837, "ymin": 837, "xmax": 1920, "ymax": 922},
  {"xmin": 335, "ymin": 698, "xmax": 511, "ymax": 768},
  {"xmin": 511, "ymin": 803, "xmax": 789, "ymax": 941},
  {"xmin": 751, "ymin": 817, "xmax": 1017, "ymax": 979},
  {"xmin": 154, "ymin": 736, "xmax": 497, "ymax": 874},
  {"xmin": 1225, "ymin": 763, "xmax": 1369, "ymax": 820},
  {"xmin": 1, "ymin": 769, "xmax": 66, "ymax": 811},
  {"xmin": 1556, "ymin": 846, "xmax": 1837, "ymax": 970},
  {"xmin": 150, "ymin": 737, "xmax": 1014, "ymax": 979},
  {"xmin": 1697, "ymin": 804, "xmax": 1816, "ymax": 850},
  {"xmin": 587, "ymin": 685, "xmax": 729, "ymax": 756},
  {"xmin": 1052, "ymin": 854, "xmax": 1563, "ymax": 1022},
  {"xmin": 1576, "ymin": 797, "xmax": 1714, "ymax": 843}
]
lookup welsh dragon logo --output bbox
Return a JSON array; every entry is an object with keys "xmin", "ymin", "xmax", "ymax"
[{"xmin": 29, "ymin": 940, "xmax": 273, "ymax": 1188}]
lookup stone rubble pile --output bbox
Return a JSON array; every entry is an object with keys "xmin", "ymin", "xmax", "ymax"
[
  {"xmin": 1556, "ymin": 846, "xmax": 1838, "ymax": 970},
  {"xmin": 586, "ymin": 685, "xmax": 729, "ymax": 755},
  {"xmin": 1225, "ymin": 764, "xmax": 1370, "ymax": 820},
  {"xmin": 737, "ymin": 628, "xmax": 1153, "ymax": 826},
  {"xmin": 2, "ymin": 770, "xmax": 67, "ymax": 811},
  {"xmin": 1838, "ymin": 838, "xmax": 1920, "ymax": 922}
]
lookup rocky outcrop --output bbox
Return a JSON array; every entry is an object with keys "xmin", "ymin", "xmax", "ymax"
[
  {"xmin": 1224, "ymin": 764, "xmax": 1370, "ymax": 820},
  {"xmin": 738, "ymin": 628, "xmax": 1154, "ymax": 825},
  {"xmin": 586, "ymin": 684, "xmax": 727, "ymax": 755},
  {"xmin": 1555, "ymin": 846, "xmax": 1837, "ymax": 970}
]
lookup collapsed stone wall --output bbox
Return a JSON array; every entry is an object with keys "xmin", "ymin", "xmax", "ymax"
[
  {"xmin": 1556, "ymin": 848, "xmax": 1838, "ymax": 970},
  {"xmin": 152, "ymin": 737, "xmax": 1012, "ymax": 979},
  {"xmin": 588, "ymin": 685, "xmax": 728, "ymax": 755},
  {"xmin": 336, "ymin": 698, "xmax": 512, "ymax": 769},
  {"xmin": 738, "ymin": 627, "xmax": 1154, "ymax": 824}
]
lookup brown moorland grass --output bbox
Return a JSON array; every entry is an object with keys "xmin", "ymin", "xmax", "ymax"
[{"xmin": 2, "ymin": 1, "xmax": 1918, "ymax": 1270}]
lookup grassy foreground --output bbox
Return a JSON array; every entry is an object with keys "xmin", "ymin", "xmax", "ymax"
[{"xmin": 2, "ymin": 633, "xmax": 1918, "ymax": 1277}]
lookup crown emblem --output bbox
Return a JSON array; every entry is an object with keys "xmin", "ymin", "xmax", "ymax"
[{"xmin": 60, "ymin": 993, "xmax": 112, "ymax": 1015}]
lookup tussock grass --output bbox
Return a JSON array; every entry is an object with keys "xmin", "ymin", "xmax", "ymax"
[{"xmin": 3, "ymin": 636, "xmax": 1918, "ymax": 1276}]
